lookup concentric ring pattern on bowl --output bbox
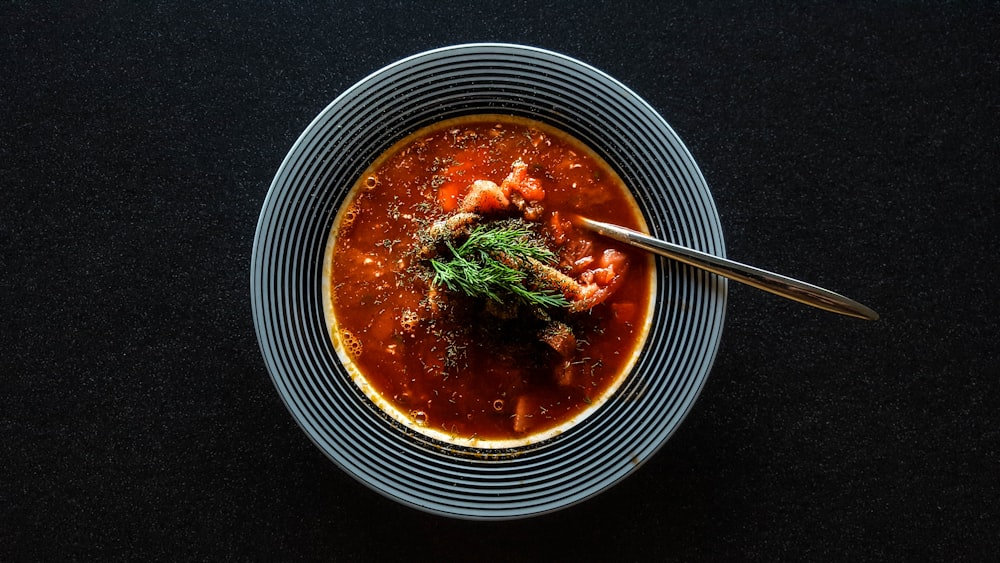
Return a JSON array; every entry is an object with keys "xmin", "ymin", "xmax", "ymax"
[{"xmin": 251, "ymin": 43, "xmax": 727, "ymax": 519}]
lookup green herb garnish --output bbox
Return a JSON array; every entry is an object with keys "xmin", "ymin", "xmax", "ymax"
[{"xmin": 430, "ymin": 224, "xmax": 571, "ymax": 309}]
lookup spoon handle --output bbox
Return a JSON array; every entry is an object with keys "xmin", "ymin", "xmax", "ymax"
[{"xmin": 573, "ymin": 216, "xmax": 879, "ymax": 321}]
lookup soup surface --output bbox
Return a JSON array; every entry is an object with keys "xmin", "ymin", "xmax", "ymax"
[{"xmin": 323, "ymin": 115, "xmax": 654, "ymax": 447}]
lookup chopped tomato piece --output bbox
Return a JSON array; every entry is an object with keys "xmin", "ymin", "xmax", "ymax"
[
  {"xmin": 500, "ymin": 159, "xmax": 546, "ymax": 201},
  {"xmin": 599, "ymin": 248, "xmax": 627, "ymax": 270},
  {"xmin": 594, "ymin": 267, "xmax": 615, "ymax": 286},
  {"xmin": 567, "ymin": 249, "xmax": 629, "ymax": 311},
  {"xmin": 511, "ymin": 177, "xmax": 545, "ymax": 201}
]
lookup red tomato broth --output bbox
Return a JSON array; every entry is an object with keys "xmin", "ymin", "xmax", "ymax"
[{"xmin": 323, "ymin": 115, "xmax": 655, "ymax": 447}]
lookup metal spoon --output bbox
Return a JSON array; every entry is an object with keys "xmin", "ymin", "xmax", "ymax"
[{"xmin": 572, "ymin": 216, "xmax": 879, "ymax": 321}]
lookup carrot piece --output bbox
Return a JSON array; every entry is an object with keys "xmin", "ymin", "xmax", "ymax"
[
  {"xmin": 555, "ymin": 360, "xmax": 576, "ymax": 386},
  {"xmin": 437, "ymin": 181, "xmax": 464, "ymax": 212},
  {"xmin": 512, "ymin": 395, "xmax": 535, "ymax": 434}
]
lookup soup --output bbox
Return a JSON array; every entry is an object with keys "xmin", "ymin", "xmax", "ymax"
[{"xmin": 323, "ymin": 115, "xmax": 654, "ymax": 448}]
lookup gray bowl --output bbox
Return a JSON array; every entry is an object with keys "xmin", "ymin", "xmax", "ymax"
[{"xmin": 250, "ymin": 43, "xmax": 727, "ymax": 519}]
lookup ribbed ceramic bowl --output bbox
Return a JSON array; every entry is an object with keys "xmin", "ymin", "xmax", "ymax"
[{"xmin": 251, "ymin": 43, "xmax": 726, "ymax": 519}]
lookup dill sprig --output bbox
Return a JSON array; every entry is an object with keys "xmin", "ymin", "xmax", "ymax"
[{"xmin": 430, "ymin": 223, "xmax": 570, "ymax": 309}]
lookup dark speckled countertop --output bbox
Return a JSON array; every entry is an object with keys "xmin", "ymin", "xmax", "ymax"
[{"xmin": 3, "ymin": 2, "xmax": 998, "ymax": 560}]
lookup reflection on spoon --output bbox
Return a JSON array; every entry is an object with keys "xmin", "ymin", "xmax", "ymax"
[{"xmin": 571, "ymin": 215, "xmax": 879, "ymax": 321}]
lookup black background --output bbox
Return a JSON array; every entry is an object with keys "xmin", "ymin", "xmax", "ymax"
[{"xmin": 4, "ymin": 2, "xmax": 998, "ymax": 561}]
